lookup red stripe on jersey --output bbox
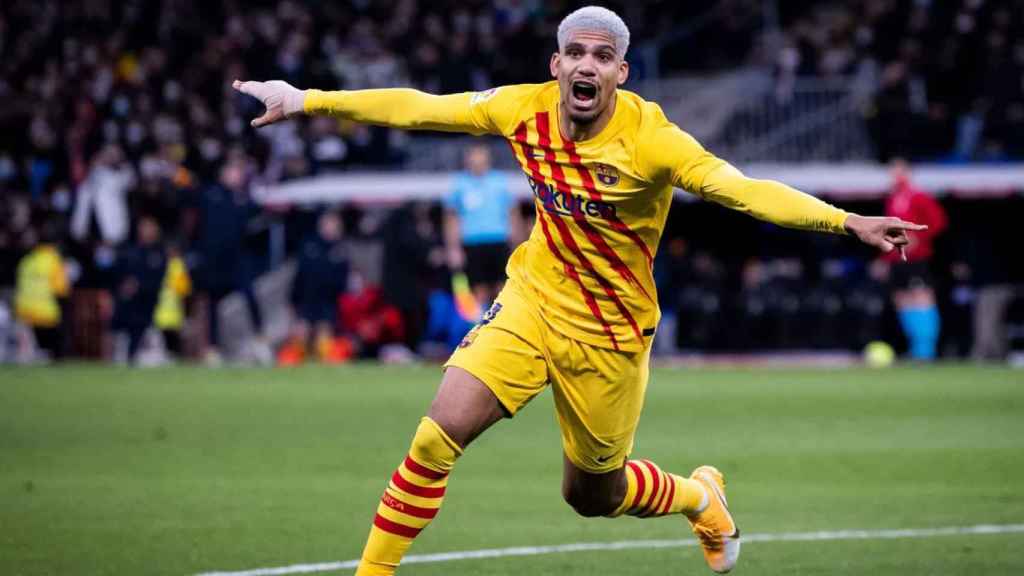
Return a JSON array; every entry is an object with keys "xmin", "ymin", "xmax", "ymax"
[
  {"xmin": 403, "ymin": 456, "xmax": 448, "ymax": 480},
  {"xmin": 564, "ymin": 140, "xmax": 655, "ymax": 271},
  {"xmin": 515, "ymin": 122, "xmax": 619, "ymax": 350},
  {"xmin": 391, "ymin": 469, "xmax": 446, "ymax": 499},
  {"xmin": 535, "ymin": 113, "xmax": 652, "ymax": 307},
  {"xmin": 373, "ymin": 513, "xmax": 422, "ymax": 538},
  {"xmin": 627, "ymin": 461, "xmax": 646, "ymax": 513},
  {"xmin": 544, "ymin": 205, "xmax": 644, "ymax": 342},
  {"xmin": 640, "ymin": 460, "xmax": 662, "ymax": 515},
  {"xmin": 537, "ymin": 211, "xmax": 619, "ymax": 349},
  {"xmin": 659, "ymin": 474, "xmax": 677, "ymax": 516},
  {"xmin": 381, "ymin": 492, "xmax": 439, "ymax": 519}
]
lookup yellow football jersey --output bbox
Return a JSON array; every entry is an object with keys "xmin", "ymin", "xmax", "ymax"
[{"xmin": 306, "ymin": 82, "xmax": 849, "ymax": 351}]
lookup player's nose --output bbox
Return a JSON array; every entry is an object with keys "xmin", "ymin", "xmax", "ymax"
[{"xmin": 575, "ymin": 61, "xmax": 598, "ymax": 76}]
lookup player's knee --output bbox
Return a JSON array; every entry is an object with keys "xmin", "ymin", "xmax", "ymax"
[
  {"xmin": 407, "ymin": 417, "xmax": 463, "ymax": 473},
  {"xmin": 562, "ymin": 484, "xmax": 618, "ymax": 518}
]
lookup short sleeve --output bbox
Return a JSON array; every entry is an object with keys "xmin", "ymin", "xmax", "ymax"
[{"xmin": 445, "ymin": 176, "xmax": 464, "ymax": 211}]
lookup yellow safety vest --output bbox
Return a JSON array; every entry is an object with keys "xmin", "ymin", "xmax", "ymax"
[
  {"xmin": 154, "ymin": 256, "xmax": 191, "ymax": 329},
  {"xmin": 15, "ymin": 245, "xmax": 68, "ymax": 328}
]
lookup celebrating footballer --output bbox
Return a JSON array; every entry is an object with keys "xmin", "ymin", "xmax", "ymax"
[{"xmin": 235, "ymin": 6, "xmax": 925, "ymax": 574}]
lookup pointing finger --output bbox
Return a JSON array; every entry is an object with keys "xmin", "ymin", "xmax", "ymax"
[
  {"xmin": 234, "ymin": 80, "xmax": 267, "ymax": 100},
  {"xmin": 893, "ymin": 219, "xmax": 928, "ymax": 231},
  {"xmin": 233, "ymin": 79, "xmax": 253, "ymax": 95}
]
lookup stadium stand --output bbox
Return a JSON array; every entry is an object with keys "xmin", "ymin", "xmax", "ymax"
[{"xmin": 0, "ymin": 0, "xmax": 1022, "ymax": 364}]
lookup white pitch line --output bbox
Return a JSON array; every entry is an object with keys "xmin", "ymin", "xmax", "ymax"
[{"xmin": 195, "ymin": 523, "xmax": 1024, "ymax": 576}]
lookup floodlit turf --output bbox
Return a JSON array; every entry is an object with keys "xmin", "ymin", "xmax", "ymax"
[{"xmin": 1, "ymin": 363, "xmax": 1022, "ymax": 575}]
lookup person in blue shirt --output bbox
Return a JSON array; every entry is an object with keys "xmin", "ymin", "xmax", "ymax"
[{"xmin": 444, "ymin": 143, "xmax": 521, "ymax": 309}]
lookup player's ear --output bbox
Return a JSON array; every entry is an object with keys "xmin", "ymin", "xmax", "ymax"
[
  {"xmin": 618, "ymin": 60, "xmax": 629, "ymax": 86},
  {"xmin": 550, "ymin": 52, "xmax": 560, "ymax": 78}
]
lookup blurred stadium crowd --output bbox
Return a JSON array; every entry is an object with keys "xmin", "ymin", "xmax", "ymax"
[
  {"xmin": 1, "ymin": 0, "xmax": 1022, "ymax": 365},
  {"xmin": 772, "ymin": 0, "xmax": 1024, "ymax": 161}
]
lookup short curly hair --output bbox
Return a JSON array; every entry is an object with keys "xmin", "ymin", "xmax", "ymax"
[{"xmin": 557, "ymin": 6, "xmax": 630, "ymax": 58}]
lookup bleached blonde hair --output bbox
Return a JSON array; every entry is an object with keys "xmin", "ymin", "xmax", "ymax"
[{"xmin": 557, "ymin": 6, "xmax": 630, "ymax": 58}]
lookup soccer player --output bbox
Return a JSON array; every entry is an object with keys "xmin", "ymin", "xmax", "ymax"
[{"xmin": 234, "ymin": 6, "xmax": 924, "ymax": 574}]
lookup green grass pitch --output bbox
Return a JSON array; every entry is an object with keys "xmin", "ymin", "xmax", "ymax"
[{"xmin": 1, "ymin": 364, "xmax": 1022, "ymax": 575}]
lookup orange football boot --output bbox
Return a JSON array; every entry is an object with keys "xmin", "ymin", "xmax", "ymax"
[{"xmin": 685, "ymin": 465, "xmax": 741, "ymax": 573}]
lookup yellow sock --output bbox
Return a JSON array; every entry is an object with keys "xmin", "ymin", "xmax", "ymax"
[
  {"xmin": 609, "ymin": 459, "xmax": 708, "ymax": 518},
  {"xmin": 356, "ymin": 417, "xmax": 462, "ymax": 576}
]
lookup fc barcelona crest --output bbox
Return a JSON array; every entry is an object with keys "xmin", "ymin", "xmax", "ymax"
[{"xmin": 595, "ymin": 163, "xmax": 619, "ymax": 186}]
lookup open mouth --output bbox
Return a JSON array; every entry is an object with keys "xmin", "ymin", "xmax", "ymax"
[{"xmin": 571, "ymin": 80, "xmax": 598, "ymax": 107}]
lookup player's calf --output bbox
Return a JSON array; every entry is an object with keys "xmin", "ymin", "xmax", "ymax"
[
  {"xmin": 606, "ymin": 459, "xmax": 708, "ymax": 518},
  {"xmin": 562, "ymin": 481, "xmax": 622, "ymax": 517},
  {"xmin": 355, "ymin": 417, "xmax": 461, "ymax": 576},
  {"xmin": 561, "ymin": 454, "xmax": 630, "ymax": 517}
]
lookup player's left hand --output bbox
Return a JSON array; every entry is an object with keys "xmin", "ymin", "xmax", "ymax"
[
  {"xmin": 844, "ymin": 214, "xmax": 927, "ymax": 260},
  {"xmin": 232, "ymin": 79, "xmax": 306, "ymax": 127}
]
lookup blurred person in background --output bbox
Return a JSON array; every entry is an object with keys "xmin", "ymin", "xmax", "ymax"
[
  {"xmin": 70, "ymin": 144, "xmax": 134, "ymax": 247},
  {"xmin": 112, "ymin": 216, "xmax": 166, "ymax": 364},
  {"xmin": 279, "ymin": 211, "xmax": 352, "ymax": 364},
  {"xmin": 652, "ymin": 235, "xmax": 690, "ymax": 356},
  {"xmin": 338, "ymin": 274, "xmax": 406, "ymax": 360},
  {"xmin": 884, "ymin": 160, "xmax": 948, "ymax": 360},
  {"xmin": 153, "ymin": 242, "xmax": 192, "ymax": 362},
  {"xmin": 381, "ymin": 201, "xmax": 449, "ymax": 355},
  {"xmin": 14, "ymin": 223, "xmax": 69, "ymax": 361},
  {"xmin": 444, "ymin": 143, "xmax": 518, "ymax": 312},
  {"xmin": 198, "ymin": 157, "xmax": 270, "ymax": 364}
]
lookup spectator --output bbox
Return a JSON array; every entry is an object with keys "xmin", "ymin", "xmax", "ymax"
[
  {"xmin": 653, "ymin": 236, "xmax": 691, "ymax": 356},
  {"xmin": 70, "ymin": 144, "xmax": 134, "ymax": 246},
  {"xmin": 444, "ymin": 144, "xmax": 519, "ymax": 312},
  {"xmin": 112, "ymin": 216, "xmax": 166, "ymax": 363},
  {"xmin": 281, "ymin": 211, "xmax": 351, "ymax": 363},
  {"xmin": 197, "ymin": 158, "xmax": 268, "ymax": 363},
  {"xmin": 381, "ymin": 201, "xmax": 448, "ymax": 352},
  {"xmin": 884, "ymin": 160, "xmax": 948, "ymax": 360},
  {"xmin": 339, "ymin": 279, "xmax": 406, "ymax": 359},
  {"xmin": 153, "ymin": 243, "xmax": 192, "ymax": 361},
  {"xmin": 14, "ymin": 224, "xmax": 69, "ymax": 361}
]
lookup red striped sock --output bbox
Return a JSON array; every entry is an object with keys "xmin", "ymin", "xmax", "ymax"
[
  {"xmin": 610, "ymin": 459, "xmax": 707, "ymax": 518},
  {"xmin": 357, "ymin": 418, "xmax": 461, "ymax": 576}
]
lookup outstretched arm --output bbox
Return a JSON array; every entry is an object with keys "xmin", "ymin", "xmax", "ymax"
[
  {"xmin": 232, "ymin": 79, "xmax": 499, "ymax": 135},
  {"xmin": 701, "ymin": 163, "xmax": 927, "ymax": 257},
  {"xmin": 638, "ymin": 121, "xmax": 926, "ymax": 258}
]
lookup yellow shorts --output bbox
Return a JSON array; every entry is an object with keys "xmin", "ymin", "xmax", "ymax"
[{"xmin": 444, "ymin": 278, "xmax": 651, "ymax": 474}]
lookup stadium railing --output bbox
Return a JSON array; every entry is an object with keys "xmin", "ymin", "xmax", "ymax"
[{"xmin": 254, "ymin": 164, "xmax": 1024, "ymax": 206}]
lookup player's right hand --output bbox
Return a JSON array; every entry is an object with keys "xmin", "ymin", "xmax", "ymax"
[
  {"xmin": 844, "ymin": 214, "xmax": 927, "ymax": 260},
  {"xmin": 232, "ymin": 79, "xmax": 306, "ymax": 127}
]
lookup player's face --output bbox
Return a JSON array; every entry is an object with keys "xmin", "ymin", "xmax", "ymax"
[{"xmin": 551, "ymin": 30, "xmax": 629, "ymax": 125}]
